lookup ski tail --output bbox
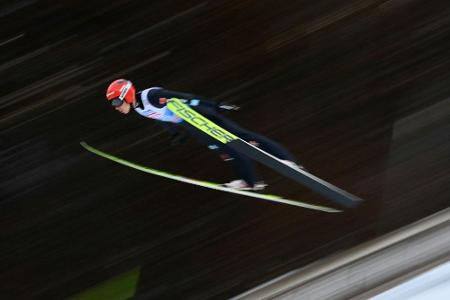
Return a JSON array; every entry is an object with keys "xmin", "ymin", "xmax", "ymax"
[{"xmin": 227, "ymin": 139, "xmax": 363, "ymax": 207}]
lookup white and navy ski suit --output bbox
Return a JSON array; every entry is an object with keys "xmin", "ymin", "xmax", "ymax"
[{"xmin": 134, "ymin": 87, "xmax": 297, "ymax": 185}]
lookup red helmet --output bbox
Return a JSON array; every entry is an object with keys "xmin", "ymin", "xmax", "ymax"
[{"xmin": 106, "ymin": 79, "xmax": 136, "ymax": 107}]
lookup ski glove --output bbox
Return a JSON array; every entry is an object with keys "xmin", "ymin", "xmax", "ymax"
[{"xmin": 217, "ymin": 102, "xmax": 240, "ymax": 111}]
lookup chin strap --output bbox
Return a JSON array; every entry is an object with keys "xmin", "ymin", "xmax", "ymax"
[{"xmin": 133, "ymin": 94, "xmax": 143, "ymax": 109}]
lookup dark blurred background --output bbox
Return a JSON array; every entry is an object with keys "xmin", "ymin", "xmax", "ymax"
[{"xmin": 1, "ymin": 0, "xmax": 449, "ymax": 299}]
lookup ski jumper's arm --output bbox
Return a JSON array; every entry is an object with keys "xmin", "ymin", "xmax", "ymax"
[{"xmin": 161, "ymin": 122, "xmax": 189, "ymax": 145}]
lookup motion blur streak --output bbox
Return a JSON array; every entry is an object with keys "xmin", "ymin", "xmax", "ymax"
[{"xmin": 1, "ymin": 1, "xmax": 449, "ymax": 299}]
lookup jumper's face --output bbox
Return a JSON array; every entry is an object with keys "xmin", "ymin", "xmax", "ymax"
[{"xmin": 115, "ymin": 102, "xmax": 131, "ymax": 114}]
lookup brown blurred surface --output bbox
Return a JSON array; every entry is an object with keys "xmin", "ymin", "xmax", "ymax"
[{"xmin": 1, "ymin": 1, "xmax": 449, "ymax": 299}]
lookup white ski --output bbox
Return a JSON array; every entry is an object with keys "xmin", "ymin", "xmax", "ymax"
[
  {"xmin": 80, "ymin": 142, "xmax": 341, "ymax": 213},
  {"xmin": 167, "ymin": 98, "xmax": 363, "ymax": 208}
]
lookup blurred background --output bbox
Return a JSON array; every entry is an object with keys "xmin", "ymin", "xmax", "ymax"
[{"xmin": 1, "ymin": 0, "xmax": 449, "ymax": 299}]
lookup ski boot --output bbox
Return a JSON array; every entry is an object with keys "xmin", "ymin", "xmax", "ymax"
[{"xmin": 223, "ymin": 179, "xmax": 267, "ymax": 191}]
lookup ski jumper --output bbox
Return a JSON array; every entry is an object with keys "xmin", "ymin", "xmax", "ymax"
[{"xmin": 134, "ymin": 87, "xmax": 297, "ymax": 185}]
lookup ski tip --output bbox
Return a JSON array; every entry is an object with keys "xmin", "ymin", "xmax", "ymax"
[{"xmin": 80, "ymin": 141, "xmax": 91, "ymax": 150}]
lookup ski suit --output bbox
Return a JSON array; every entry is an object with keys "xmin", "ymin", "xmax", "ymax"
[{"xmin": 133, "ymin": 87, "xmax": 297, "ymax": 185}]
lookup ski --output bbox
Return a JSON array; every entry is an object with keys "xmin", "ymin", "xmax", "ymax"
[
  {"xmin": 167, "ymin": 98, "xmax": 363, "ymax": 208},
  {"xmin": 80, "ymin": 142, "xmax": 341, "ymax": 213}
]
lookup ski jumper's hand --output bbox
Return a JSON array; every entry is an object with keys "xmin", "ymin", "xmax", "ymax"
[{"xmin": 217, "ymin": 102, "xmax": 240, "ymax": 111}]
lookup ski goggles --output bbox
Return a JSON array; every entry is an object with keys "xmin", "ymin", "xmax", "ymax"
[{"xmin": 110, "ymin": 98, "xmax": 124, "ymax": 107}]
